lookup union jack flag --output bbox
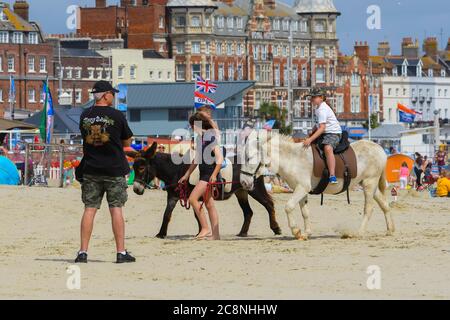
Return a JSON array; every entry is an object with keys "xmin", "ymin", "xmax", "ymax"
[{"xmin": 196, "ymin": 76, "xmax": 218, "ymax": 94}]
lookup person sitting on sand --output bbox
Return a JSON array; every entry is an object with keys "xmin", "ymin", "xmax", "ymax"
[{"xmin": 436, "ymin": 171, "xmax": 450, "ymax": 198}]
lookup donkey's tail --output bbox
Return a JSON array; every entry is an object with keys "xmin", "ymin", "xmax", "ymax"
[{"xmin": 378, "ymin": 167, "xmax": 387, "ymax": 196}]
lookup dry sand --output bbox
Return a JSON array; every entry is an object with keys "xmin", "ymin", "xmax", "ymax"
[{"xmin": 0, "ymin": 185, "xmax": 449, "ymax": 300}]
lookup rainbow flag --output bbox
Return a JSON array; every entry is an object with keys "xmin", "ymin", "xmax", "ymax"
[{"xmin": 39, "ymin": 79, "xmax": 54, "ymax": 143}]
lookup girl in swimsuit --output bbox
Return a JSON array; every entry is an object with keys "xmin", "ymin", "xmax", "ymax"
[{"xmin": 179, "ymin": 111, "xmax": 223, "ymax": 240}]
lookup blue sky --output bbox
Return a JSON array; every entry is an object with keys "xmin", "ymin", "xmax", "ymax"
[{"xmin": 12, "ymin": 0, "xmax": 450, "ymax": 55}]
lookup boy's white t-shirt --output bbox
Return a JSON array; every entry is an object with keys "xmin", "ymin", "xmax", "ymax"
[{"xmin": 315, "ymin": 102, "xmax": 342, "ymax": 134}]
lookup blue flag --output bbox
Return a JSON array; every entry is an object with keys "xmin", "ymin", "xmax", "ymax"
[{"xmin": 399, "ymin": 111, "xmax": 415, "ymax": 123}]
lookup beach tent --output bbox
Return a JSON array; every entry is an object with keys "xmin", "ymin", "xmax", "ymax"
[
  {"xmin": 386, "ymin": 154, "xmax": 415, "ymax": 183},
  {"xmin": 0, "ymin": 156, "xmax": 20, "ymax": 185}
]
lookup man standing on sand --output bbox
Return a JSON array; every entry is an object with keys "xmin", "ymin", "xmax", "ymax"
[
  {"xmin": 75, "ymin": 81, "xmax": 136, "ymax": 264},
  {"xmin": 303, "ymin": 88, "xmax": 342, "ymax": 184}
]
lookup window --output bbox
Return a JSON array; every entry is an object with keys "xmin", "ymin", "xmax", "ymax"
[
  {"xmin": 393, "ymin": 68, "xmax": 398, "ymax": 76},
  {"xmin": 8, "ymin": 56, "xmax": 14, "ymax": 72},
  {"xmin": 236, "ymin": 43, "xmax": 242, "ymax": 56},
  {"xmin": 12, "ymin": 32, "xmax": 23, "ymax": 44},
  {"xmin": 283, "ymin": 66, "xmax": 288, "ymax": 86},
  {"xmin": 0, "ymin": 89, "xmax": 3, "ymax": 102},
  {"xmin": 191, "ymin": 64, "xmax": 201, "ymax": 80},
  {"xmin": 316, "ymin": 67, "xmax": 325, "ymax": 83},
  {"xmin": 315, "ymin": 20, "xmax": 325, "ymax": 32},
  {"xmin": 39, "ymin": 57, "xmax": 47, "ymax": 72},
  {"xmin": 28, "ymin": 88, "xmax": 36, "ymax": 103},
  {"xmin": 217, "ymin": 16, "xmax": 224, "ymax": 28},
  {"xmin": 428, "ymin": 69, "xmax": 434, "ymax": 77},
  {"xmin": 205, "ymin": 64, "xmax": 211, "ymax": 80},
  {"xmin": 28, "ymin": 32, "xmax": 38, "ymax": 44},
  {"xmin": 253, "ymin": 45, "xmax": 259, "ymax": 60},
  {"xmin": 236, "ymin": 17, "xmax": 243, "ymax": 29},
  {"xmin": 227, "ymin": 43, "xmax": 233, "ymax": 56},
  {"xmin": 130, "ymin": 110, "xmax": 141, "ymax": 122},
  {"xmin": 169, "ymin": 109, "xmax": 189, "ymax": 122},
  {"xmin": 0, "ymin": 56, "xmax": 2, "ymax": 71},
  {"xmin": 176, "ymin": 42, "xmax": 185, "ymax": 54},
  {"xmin": 0, "ymin": 9, "xmax": 7, "ymax": 21},
  {"xmin": 293, "ymin": 66, "xmax": 298, "ymax": 85},
  {"xmin": 299, "ymin": 20, "xmax": 307, "ymax": 33},
  {"xmin": 216, "ymin": 42, "xmax": 223, "ymax": 55},
  {"xmin": 300, "ymin": 46, "xmax": 306, "ymax": 57},
  {"xmin": 316, "ymin": 47, "xmax": 325, "ymax": 58},
  {"xmin": 351, "ymin": 73, "xmax": 360, "ymax": 86},
  {"xmin": 130, "ymin": 66, "xmax": 136, "ymax": 79},
  {"xmin": 351, "ymin": 95, "xmax": 361, "ymax": 113},
  {"xmin": 218, "ymin": 64, "xmax": 224, "ymax": 81},
  {"xmin": 75, "ymin": 68, "xmax": 82, "ymax": 79},
  {"xmin": 293, "ymin": 20, "xmax": 298, "ymax": 31},
  {"xmin": 75, "ymin": 90, "xmax": 82, "ymax": 104},
  {"xmin": 118, "ymin": 65, "xmax": 125, "ymax": 78},
  {"xmin": 228, "ymin": 64, "xmax": 234, "ymax": 81},
  {"xmin": 0, "ymin": 31, "xmax": 8, "ymax": 43},
  {"xmin": 237, "ymin": 64, "xmax": 243, "ymax": 80},
  {"xmin": 176, "ymin": 15, "xmax": 186, "ymax": 26},
  {"xmin": 227, "ymin": 16, "xmax": 234, "ymax": 29},
  {"xmin": 441, "ymin": 70, "xmax": 446, "ymax": 77},
  {"xmin": 66, "ymin": 68, "xmax": 73, "ymax": 79},
  {"xmin": 167, "ymin": 71, "xmax": 172, "ymax": 80},
  {"xmin": 191, "ymin": 41, "xmax": 201, "ymax": 54},
  {"xmin": 158, "ymin": 71, "xmax": 162, "ymax": 80},
  {"xmin": 191, "ymin": 16, "xmax": 201, "ymax": 27},
  {"xmin": 261, "ymin": 45, "xmax": 268, "ymax": 60},
  {"xmin": 149, "ymin": 71, "xmax": 154, "ymax": 79},
  {"xmin": 273, "ymin": 19, "xmax": 280, "ymax": 30},
  {"xmin": 205, "ymin": 41, "xmax": 210, "ymax": 54},
  {"xmin": 282, "ymin": 20, "xmax": 290, "ymax": 31},
  {"xmin": 205, "ymin": 15, "xmax": 211, "ymax": 27},
  {"xmin": 28, "ymin": 56, "xmax": 35, "ymax": 72},
  {"xmin": 176, "ymin": 64, "xmax": 186, "ymax": 81},
  {"xmin": 255, "ymin": 65, "xmax": 261, "ymax": 82},
  {"xmin": 282, "ymin": 46, "xmax": 287, "ymax": 57},
  {"xmin": 159, "ymin": 16, "xmax": 164, "ymax": 29},
  {"xmin": 159, "ymin": 43, "xmax": 164, "ymax": 52},
  {"xmin": 336, "ymin": 95, "xmax": 344, "ymax": 113},
  {"xmin": 274, "ymin": 65, "xmax": 280, "ymax": 86}
]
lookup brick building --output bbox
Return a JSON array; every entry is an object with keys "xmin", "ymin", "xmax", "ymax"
[
  {"xmin": 335, "ymin": 41, "xmax": 392, "ymax": 130},
  {"xmin": 0, "ymin": 1, "xmax": 54, "ymax": 119},
  {"xmin": 168, "ymin": 0, "xmax": 340, "ymax": 132},
  {"xmin": 77, "ymin": 0, "xmax": 169, "ymax": 54},
  {"xmin": 46, "ymin": 37, "xmax": 111, "ymax": 106}
]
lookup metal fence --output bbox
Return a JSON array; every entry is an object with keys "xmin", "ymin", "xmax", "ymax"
[{"xmin": 24, "ymin": 143, "xmax": 83, "ymax": 188}]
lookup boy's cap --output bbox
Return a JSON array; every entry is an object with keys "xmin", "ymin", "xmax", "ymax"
[
  {"xmin": 306, "ymin": 87, "xmax": 327, "ymax": 98},
  {"xmin": 91, "ymin": 81, "xmax": 119, "ymax": 94}
]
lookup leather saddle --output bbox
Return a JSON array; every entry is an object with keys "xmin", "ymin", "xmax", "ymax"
[{"xmin": 309, "ymin": 131, "xmax": 358, "ymax": 204}]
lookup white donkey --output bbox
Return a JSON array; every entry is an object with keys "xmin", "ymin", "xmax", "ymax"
[{"xmin": 240, "ymin": 130, "xmax": 395, "ymax": 240}]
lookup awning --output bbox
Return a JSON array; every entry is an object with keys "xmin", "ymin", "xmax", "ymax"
[{"xmin": 0, "ymin": 118, "xmax": 36, "ymax": 131}]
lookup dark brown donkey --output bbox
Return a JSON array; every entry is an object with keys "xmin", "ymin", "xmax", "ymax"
[{"xmin": 128, "ymin": 142, "xmax": 282, "ymax": 239}]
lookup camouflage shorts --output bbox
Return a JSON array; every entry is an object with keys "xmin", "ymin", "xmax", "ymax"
[
  {"xmin": 81, "ymin": 174, "xmax": 128, "ymax": 209},
  {"xmin": 319, "ymin": 133, "xmax": 341, "ymax": 150}
]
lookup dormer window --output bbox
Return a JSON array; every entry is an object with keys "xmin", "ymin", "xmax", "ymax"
[
  {"xmin": 236, "ymin": 17, "xmax": 243, "ymax": 29},
  {"xmin": 441, "ymin": 69, "xmax": 447, "ymax": 77},
  {"xmin": 0, "ymin": 31, "xmax": 8, "ymax": 43},
  {"xmin": 227, "ymin": 16, "xmax": 234, "ymax": 29},
  {"xmin": 217, "ymin": 16, "xmax": 224, "ymax": 29},
  {"xmin": 314, "ymin": 20, "xmax": 325, "ymax": 32},
  {"xmin": 282, "ymin": 20, "xmax": 290, "ymax": 31},
  {"xmin": 300, "ymin": 20, "xmax": 308, "ymax": 33},
  {"xmin": 191, "ymin": 16, "xmax": 201, "ymax": 27},
  {"xmin": 0, "ymin": 10, "xmax": 8, "ymax": 21},
  {"xmin": 28, "ymin": 32, "xmax": 38, "ymax": 44},
  {"xmin": 176, "ymin": 15, "xmax": 186, "ymax": 27},
  {"xmin": 273, "ymin": 19, "xmax": 280, "ymax": 31},
  {"xmin": 428, "ymin": 69, "xmax": 434, "ymax": 77},
  {"xmin": 401, "ymin": 62, "xmax": 408, "ymax": 77},
  {"xmin": 12, "ymin": 32, "xmax": 23, "ymax": 44}
]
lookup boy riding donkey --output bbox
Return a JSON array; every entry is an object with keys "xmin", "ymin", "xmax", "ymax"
[{"xmin": 303, "ymin": 88, "xmax": 342, "ymax": 184}]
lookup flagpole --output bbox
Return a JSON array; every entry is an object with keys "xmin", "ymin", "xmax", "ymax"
[{"xmin": 9, "ymin": 74, "xmax": 14, "ymax": 120}]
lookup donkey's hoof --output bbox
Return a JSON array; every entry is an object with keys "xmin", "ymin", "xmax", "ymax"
[
  {"xmin": 155, "ymin": 233, "xmax": 166, "ymax": 239},
  {"xmin": 273, "ymin": 228, "xmax": 282, "ymax": 235},
  {"xmin": 386, "ymin": 231, "xmax": 395, "ymax": 237},
  {"xmin": 294, "ymin": 231, "xmax": 308, "ymax": 241},
  {"xmin": 237, "ymin": 233, "xmax": 248, "ymax": 238}
]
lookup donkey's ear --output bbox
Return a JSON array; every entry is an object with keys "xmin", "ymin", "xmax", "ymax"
[
  {"xmin": 125, "ymin": 150, "xmax": 139, "ymax": 159},
  {"xmin": 144, "ymin": 142, "xmax": 158, "ymax": 159}
]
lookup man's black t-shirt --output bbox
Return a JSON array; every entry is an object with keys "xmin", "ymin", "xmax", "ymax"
[{"xmin": 80, "ymin": 106, "xmax": 133, "ymax": 177}]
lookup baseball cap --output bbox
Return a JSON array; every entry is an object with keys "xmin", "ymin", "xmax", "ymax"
[{"xmin": 91, "ymin": 81, "xmax": 119, "ymax": 94}]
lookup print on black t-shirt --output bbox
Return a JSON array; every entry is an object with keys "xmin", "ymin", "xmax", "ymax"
[{"xmin": 80, "ymin": 106, "xmax": 133, "ymax": 177}]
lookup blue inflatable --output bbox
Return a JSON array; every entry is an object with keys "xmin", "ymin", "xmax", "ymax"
[{"xmin": 0, "ymin": 156, "xmax": 20, "ymax": 185}]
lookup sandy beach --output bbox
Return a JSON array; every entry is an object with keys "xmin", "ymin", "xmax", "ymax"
[{"xmin": 0, "ymin": 185, "xmax": 449, "ymax": 300}]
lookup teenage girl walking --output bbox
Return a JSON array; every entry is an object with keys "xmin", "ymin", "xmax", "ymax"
[{"xmin": 179, "ymin": 112, "xmax": 223, "ymax": 240}]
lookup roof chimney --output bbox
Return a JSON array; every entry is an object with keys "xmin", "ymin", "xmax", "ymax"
[
  {"xmin": 95, "ymin": 0, "xmax": 106, "ymax": 8},
  {"xmin": 13, "ymin": 0, "xmax": 29, "ymax": 22},
  {"xmin": 423, "ymin": 37, "xmax": 439, "ymax": 60},
  {"xmin": 377, "ymin": 41, "xmax": 391, "ymax": 57},
  {"xmin": 354, "ymin": 41, "xmax": 370, "ymax": 62},
  {"xmin": 401, "ymin": 37, "xmax": 419, "ymax": 59}
]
